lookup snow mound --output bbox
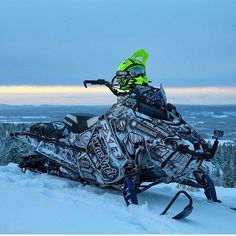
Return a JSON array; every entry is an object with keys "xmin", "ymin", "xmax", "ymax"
[{"xmin": 0, "ymin": 164, "xmax": 235, "ymax": 233}]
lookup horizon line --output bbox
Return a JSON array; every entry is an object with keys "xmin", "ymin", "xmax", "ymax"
[
  {"xmin": 0, "ymin": 85, "xmax": 235, "ymax": 105},
  {"xmin": 0, "ymin": 103, "xmax": 236, "ymax": 106},
  {"xmin": 0, "ymin": 85, "xmax": 236, "ymax": 93}
]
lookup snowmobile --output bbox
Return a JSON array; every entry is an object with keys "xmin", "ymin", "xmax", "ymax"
[{"xmin": 10, "ymin": 79, "xmax": 224, "ymax": 219}]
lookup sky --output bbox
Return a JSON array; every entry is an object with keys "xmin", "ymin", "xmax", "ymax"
[{"xmin": 0, "ymin": 0, "xmax": 236, "ymax": 104}]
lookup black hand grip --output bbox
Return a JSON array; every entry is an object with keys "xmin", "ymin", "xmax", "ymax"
[
  {"xmin": 83, "ymin": 79, "xmax": 108, "ymax": 88},
  {"xmin": 83, "ymin": 79, "xmax": 129, "ymax": 97}
]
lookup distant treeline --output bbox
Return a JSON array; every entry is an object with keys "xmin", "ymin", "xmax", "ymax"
[
  {"xmin": 207, "ymin": 143, "xmax": 236, "ymax": 188},
  {"xmin": 0, "ymin": 123, "xmax": 235, "ymax": 188},
  {"xmin": 0, "ymin": 123, "xmax": 32, "ymax": 165}
]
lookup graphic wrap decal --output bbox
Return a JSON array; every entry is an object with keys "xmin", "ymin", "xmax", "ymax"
[
  {"xmin": 148, "ymin": 143, "xmax": 174, "ymax": 164},
  {"xmin": 130, "ymin": 118, "xmax": 171, "ymax": 139},
  {"xmin": 78, "ymin": 155, "xmax": 99, "ymax": 182},
  {"xmin": 75, "ymin": 131, "xmax": 92, "ymax": 148},
  {"xmin": 35, "ymin": 140, "xmax": 82, "ymax": 173},
  {"xmin": 100, "ymin": 120, "xmax": 123, "ymax": 159},
  {"xmin": 115, "ymin": 118, "xmax": 127, "ymax": 132},
  {"xmin": 130, "ymin": 119, "xmax": 158, "ymax": 137},
  {"xmin": 123, "ymin": 132, "xmax": 144, "ymax": 157},
  {"xmin": 88, "ymin": 128, "xmax": 119, "ymax": 182}
]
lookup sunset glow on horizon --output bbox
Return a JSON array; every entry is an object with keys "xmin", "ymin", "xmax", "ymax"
[
  {"xmin": 0, "ymin": 85, "xmax": 108, "ymax": 94},
  {"xmin": 0, "ymin": 85, "xmax": 235, "ymax": 105}
]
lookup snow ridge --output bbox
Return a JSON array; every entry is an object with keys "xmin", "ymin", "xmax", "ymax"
[{"xmin": 0, "ymin": 164, "xmax": 235, "ymax": 234}]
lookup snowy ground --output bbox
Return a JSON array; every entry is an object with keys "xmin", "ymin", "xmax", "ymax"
[{"xmin": 0, "ymin": 164, "xmax": 235, "ymax": 234}]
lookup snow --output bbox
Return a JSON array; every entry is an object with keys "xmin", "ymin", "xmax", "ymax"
[
  {"xmin": 0, "ymin": 164, "xmax": 235, "ymax": 234},
  {"xmin": 211, "ymin": 115, "xmax": 228, "ymax": 118},
  {"xmin": 21, "ymin": 116, "xmax": 48, "ymax": 119}
]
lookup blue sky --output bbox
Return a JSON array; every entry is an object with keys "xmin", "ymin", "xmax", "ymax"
[{"xmin": 0, "ymin": 0, "xmax": 236, "ymax": 88}]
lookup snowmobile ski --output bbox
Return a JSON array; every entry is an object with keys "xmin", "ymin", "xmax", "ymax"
[{"xmin": 160, "ymin": 190, "xmax": 193, "ymax": 220}]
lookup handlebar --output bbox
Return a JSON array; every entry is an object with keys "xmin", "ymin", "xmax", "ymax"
[
  {"xmin": 83, "ymin": 79, "xmax": 129, "ymax": 97},
  {"xmin": 83, "ymin": 79, "xmax": 110, "ymax": 88}
]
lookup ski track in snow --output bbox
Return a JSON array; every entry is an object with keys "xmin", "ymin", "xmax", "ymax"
[{"xmin": 0, "ymin": 164, "xmax": 235, "ymax": 234}]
